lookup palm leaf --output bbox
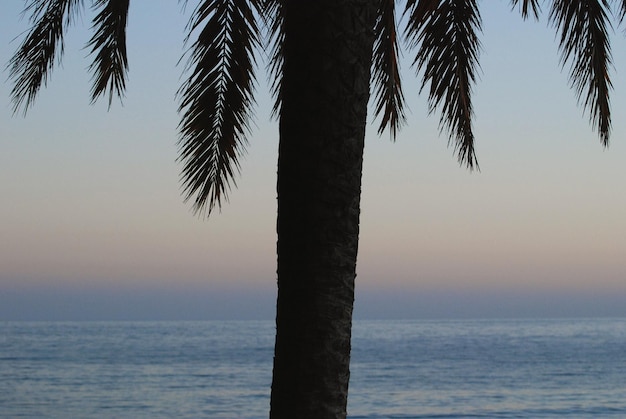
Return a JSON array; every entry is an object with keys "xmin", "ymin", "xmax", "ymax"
[
  {"xmin": 178, "ymin": 0, "xmax": 262, "ymax": 215},
  {"xmin": 509, "ymin": 0, "xmax": 541, "ymax": 20},
  {"xmin": 617, "ymin": 0, "xmax": 626, "ymax": 25},
  {"xmin": 372, "ymin": 0, "xmax": 406, "ymax": 137},
  {"xmin": 405, "ymin": 0, "xmax": 481, "ymax": 169},
  {"xmin": 550, "ymin": 0, "xmax": 613, "ymax": 145},
  {"xmin": 263, "ymin": 0, "xmax": 284, "ymax": 117},
  {"xmin": 8, "ymin": 0, "xmax": 84, "ymax": 114},
  {"xmin": 87, "ymin": 0, "xmax": 130, "ymax": 107}
]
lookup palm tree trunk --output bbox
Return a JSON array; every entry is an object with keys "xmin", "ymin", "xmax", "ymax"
[{"xmin": 270, "ymin": 1, "xmax": 376, "ymax": 418}]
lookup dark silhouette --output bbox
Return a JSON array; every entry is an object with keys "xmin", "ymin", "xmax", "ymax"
[{"xmin": 8, "ymin": 1, "xmax": 623, "ymax": 418}]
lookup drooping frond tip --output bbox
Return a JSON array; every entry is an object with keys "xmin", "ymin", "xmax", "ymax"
[
  {"xmin": 177, "ymin": 0, "xmax": 262, "ymax": 216},
  {"xmin": 8, "ymin": 0, "xmax": 84, "ymax": 114},
  {"xmin": 550, "ymin": 0, "xmax": 613, "ymax": 146},
  {"xmin": 619, "ymin": 0, "xmax": 626, "ymax": 25},
  {"xmin": 87, "ymin": 0, "xmax": 130, "ymax": 107},
  {"xmin": 372, "ymin": 0, "xmax": 407, "ymax": 138},
  {"xmin": 405, "ymin": 0, "xmax": 482, "ymax": 169},
  {"xmin": 510, "ymin": 0, "xmax": 541, "ymax": 20},
  {"xmin": 263, "ymin": 0, "xmax": 284, "ymax": 118}
]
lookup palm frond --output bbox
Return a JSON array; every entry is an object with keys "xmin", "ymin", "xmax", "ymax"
[
  {"xmin": 87, "ymin": 0, "xmax": 130, "ymax": 107},
  {"xmin": 8, "ymin": 0, "xmax": 84, "ymax": 114},
  {"xmin": 550, "ymin": 0, "xmax": 613, "ymax": 145},
  {"xmin": 617, "ymin": 0, "xmax": 626, "ymax": 25},
  {"xmin": 405, "ymin": 0, "xmax": 481, "ymax": 169},
  {"xmin": 263, "ymin": 0, "xmax": 284, "ymax": 117},
  {"xmin": 509, "ymin": 0, "xmax": 541, "ymax": 20},
  {"xmin": 178, "ymin": 0, "xmax": 262, "ymax": 215},
  {"xmin": 372, "ymin": 0, "xmax": 406, "ymax": 138},
  {"xmin": 404, "ymin": 0, "xmax": 441, "ymax": 22}
]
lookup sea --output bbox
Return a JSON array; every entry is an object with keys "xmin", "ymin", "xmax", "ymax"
[{"xmin": 1, "ymin": 318, "xmax": 625, "ymax": 418}]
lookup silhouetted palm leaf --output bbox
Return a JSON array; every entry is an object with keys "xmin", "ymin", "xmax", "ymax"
[
  {"xmin": 405, "ymin": 0, "xmax": 481, "ymax": 169},
  {"xmin": 178, "ymin": 0, "xmax": 262, "ymax": 214},
  {"xmin": 618, "ymin": 0, "xmax": 626, "ymax": 24},
  {"xmin": 8, "ymin": 0, "xmax": 84, "ymax": 114},
  {"xmin": 263, "ymin": 0, "xmax": 284, "ymax": 117},
  {"xmin": 510, "ymin": 0, "xmax": 541, "ymax": 20},
  {"xmin": 550, "ymin": 0, "xmax": 613, "ymax": 144},
  {"xmin": 87, "ymin": 0, "xmax": 130, "ymax": 107},
  {"xmin": 372, "ymin": 0, "xmax": 406, "ymax": 137}
]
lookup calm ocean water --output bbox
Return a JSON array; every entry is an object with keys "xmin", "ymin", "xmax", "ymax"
[{"xmin": 1, "ymin": 318, "xmax": 625, "ymax": 418}]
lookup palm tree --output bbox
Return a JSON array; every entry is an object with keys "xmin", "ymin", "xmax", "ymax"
[{"xmin": 8, "ymin": 0, "xmax": 624, "ymax": 417}]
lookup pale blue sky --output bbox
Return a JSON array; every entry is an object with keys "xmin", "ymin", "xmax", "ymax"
[{"xmin": 1, "ymin": 1, "xmax": 626, "ymax": 320}]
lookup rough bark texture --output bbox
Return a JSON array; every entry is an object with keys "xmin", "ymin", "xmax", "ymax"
[{"xmin": 270, "ymin": 1, "xmax": 376, "ymax": 418}]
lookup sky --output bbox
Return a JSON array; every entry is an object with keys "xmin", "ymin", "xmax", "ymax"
[{"xmin": 1, "ymin": 1, "xmax": 626, "ymax": 321}]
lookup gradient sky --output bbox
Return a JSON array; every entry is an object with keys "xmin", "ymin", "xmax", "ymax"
[{"xmin": 2, "ymin": 2, "xmax": 626, "ymax": 320}]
